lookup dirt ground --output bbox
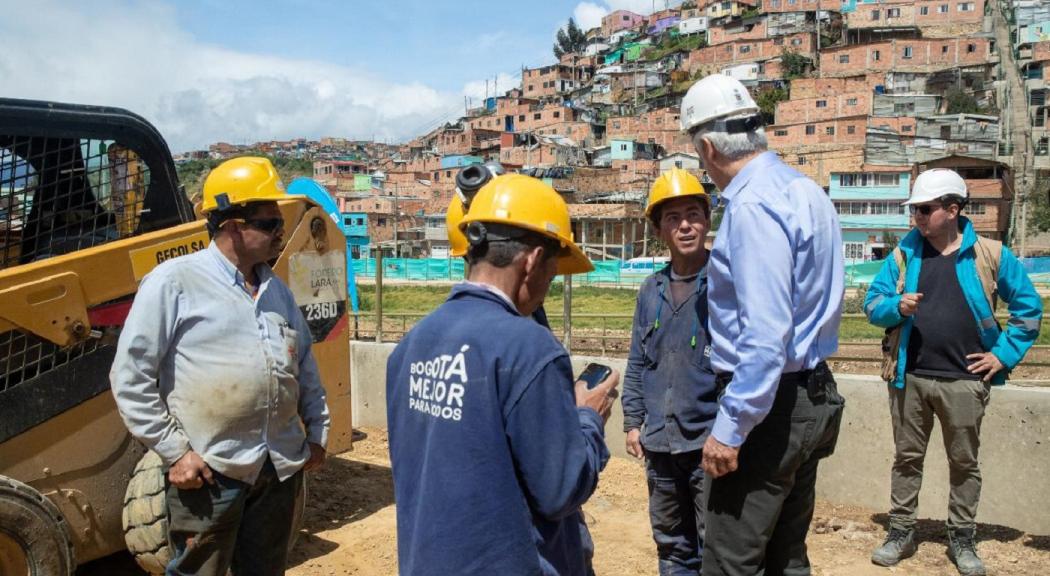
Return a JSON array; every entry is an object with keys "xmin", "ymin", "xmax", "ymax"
[{"xmin": 80, "ymin": 427, "xmax": 1050, "ymax": 575}]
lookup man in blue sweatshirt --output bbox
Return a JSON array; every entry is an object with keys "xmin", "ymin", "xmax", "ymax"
[
  {"xmin": 387, "ymin": 174, "xmax": 619, "ymax": 575},
  {"xmin": 623, "ymin": 169, "xmax": 718, "ymax": 575}
]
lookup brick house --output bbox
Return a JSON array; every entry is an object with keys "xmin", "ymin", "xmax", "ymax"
[
  {"xmin": 767, "ymin": 115, "xmax": 869, "ymax": 148},
  {"xmin": 762, "ymin": 0, "xmax": 841, "ymax": 14},
  {"xmin": 606, "ymin": 108, "xmax": 694, "ymax": 156},
  {"xmin": 789, "ymin": 75, "xmax": 886, "ymax": 98},
  {"xmin": 706, "ymin": 16, "xmax": 767, "ymax": 46},
  {"xmin": 845, "ymin": 0, "xmax": 984, "ymax": 37},
  {"xmin": 602, "ymin": 10, "xmax": 646, "ymax": 38},
  {"xmin": 522, "ymin": 64, "xmax": 591, "ymax": 100},
  {"xmin": 774, "ymin": 93, "xmax": 872, "ymax": 124},
  {"xmin": 686, "ymin": 33, "xmax": 815, "ymax": 75},
  {"xmin": 830, "ymin": 166, "xmax": 913, "ymax": 263},
  {"xmin": 819, "ymin": 38, "xmax": 996, "ymax": 76}
]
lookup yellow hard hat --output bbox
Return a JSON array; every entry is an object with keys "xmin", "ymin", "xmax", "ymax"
[
  {"xmin": 459, "ymin": 174, "xmax": 593, "ymax": 275},
  {"xmin": 201, "ymin": 156, "xmax": 306, "ymax": 213},
  {"xmin": 446, "ymin": 195, "xmax": 470, "ymax": 257},
  {"xmin": 645, "ymin": 168, "xmax": 709, "ymax": 221}
]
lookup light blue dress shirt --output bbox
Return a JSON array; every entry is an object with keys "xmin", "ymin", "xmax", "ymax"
[
  {"xmin": 707, "ymin": 151, "xmax": 844, "ymax": 447},
  {"xmin": 110, "ymin": 242, "xmax": 330, "ymax": 483}
]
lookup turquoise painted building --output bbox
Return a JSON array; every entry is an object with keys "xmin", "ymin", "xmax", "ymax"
[
  {"xmin": 610, "ymin": 139, "xmax": 635, "ymax": 160},
  {"xmin": 829, "ymin": 170, "xmax": 912, "ymax": 264}
]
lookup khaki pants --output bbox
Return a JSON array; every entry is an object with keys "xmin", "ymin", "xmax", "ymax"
[{"xmin": 888, "ymin": 374, "xmax": 990, "ymax": 532}]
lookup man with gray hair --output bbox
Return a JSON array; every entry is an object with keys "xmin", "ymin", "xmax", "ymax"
[{"xmin": 681, "ymin": 74, "xmax": 846, "ymax": 575}]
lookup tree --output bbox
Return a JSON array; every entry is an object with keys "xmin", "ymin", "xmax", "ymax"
[
  {"xmin": 755, "ymin": 87, "xmax": 788, "ymax": 124},
  {"xmin": 945, "ymin": 87, "xmax": 980, "ymax": 115},
  {"xmin": 780, "ymin": 49, "xmax": 812, "ymax": 80},
  {"xmin": 553, "ymin": 18, "xmax": 588, "ymax": 59}
]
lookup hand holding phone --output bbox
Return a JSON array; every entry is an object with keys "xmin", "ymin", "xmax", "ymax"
[{"xmin": 577, "ymin": 363, "xmax": 613, "ymax": 390}]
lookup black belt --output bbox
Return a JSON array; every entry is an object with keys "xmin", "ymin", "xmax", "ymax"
[{"xmin": 715, "ymin": 361, "xmax": 832, "ymax": 401}]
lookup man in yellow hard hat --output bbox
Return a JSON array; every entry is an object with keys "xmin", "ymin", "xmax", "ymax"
[
  {"xmin": 387, "ymin": 173, "xmax": 619, "ymax": 575},
  {"xmin": 111, "ymin": 156, "xmax": 330, "ymax": 575},
  {"xmin": 621, "ymin": 169, "xmax": 718, "ymax": 575}
]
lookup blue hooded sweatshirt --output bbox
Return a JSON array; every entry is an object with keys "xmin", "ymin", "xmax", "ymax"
[
  {"xmin": 387, "ymin": 283, "xmax": 609, "ymax": 575},
  {"xmin": 864, "ymin": 216, "xmax": 1042, "ymax": 387}
]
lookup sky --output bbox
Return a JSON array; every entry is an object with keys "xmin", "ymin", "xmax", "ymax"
[{"xmin": 0, "ymin": 0, "xmax": 679, "ymax": 153}]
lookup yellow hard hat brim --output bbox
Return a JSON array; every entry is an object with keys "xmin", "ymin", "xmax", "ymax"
[{"xmin": 556, "ymin": 242, "xmax": 594, "ymax": 275}]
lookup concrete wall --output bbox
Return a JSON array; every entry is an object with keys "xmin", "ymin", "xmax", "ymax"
[{"xmin": 352, "ymin": 342, "xmax": 1050, "ymax": 535}]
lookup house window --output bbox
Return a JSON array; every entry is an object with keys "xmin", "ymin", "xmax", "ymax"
[
  {"xmin": 774, "ymin": 129, "xmax": 789, "ymax": 136},
  {"xmin": 888, "ymin": 7, "xmax": 901, "ymax": 17},
  {"xmin": 839, "ymin": 54, "xmax": 850, "ymax": 64},
  {"xmin": 894, "ymin": 102, "xmax": 915, "ymax": 114},
  {"xmin": 871, "ymin": 9, "xmax": 880, "ymax": 20},
  {"xmin": 726, "ymin": 45, "xmax": 734, "ymax": 53},
  {"xmin": 775, "ymin": 36, "xmax": 785, "ymax": 45},
  {"xmin": 518, "ymin": 114, "xmax": 525, "ymax": 121},
  {"xmin": 798, "ymin": 155, "xmax": 807, "ymax": 165},
  {"xmin": 816, "ymin": 99, "xmax": 828, "ymax": 108},
  {"xmin": 938, "ymin": 3, "xmax": 948, "ymax": 13},
  {"xmin": 527, "ymin": 85, "xmax": 534, "ymax": 91},
  {"xmin": 844, "ymin": 242, "xmax": 866, "ymax": 260},
  {"xmin": 920, "ymin": 6, "xmax": 929, "ymax": 15},
  {"xmin": 788, "ymin": 0, "xmax": 796, "ymax": 4},
  {"xmin": 378, "ymin": 217, "xmax": 387, "ymax": 226},
  {"xmin": 847, "ymin": 97, "xmax": 858, "ymax": 105},
  {"xmin": 877, "ymin": 173, "xmax": 900, "ymax": 186},
  {"xmin": 613, "ymin": 121, "xmax": 621, "ymax": 129},
  {"xmin": 621, "ymin": 164, "xmax": 628, "ymax": 171},
  {"xmin": 675, "ymin": 160, "xmax": 684, "ymax": 168},
  {"xmin": 826, "ymin": 126, "xmax": 836, "ymax": 135},
  {"xmin": 553, "ymin": 111, "xmax": 561, "ymax": 118},
  {"xmin": 940, "ymin": 125, "xmax": 952, "ymax": 139},
  {"xmin": 959, "ymin": 2, "xmax": 974, "ymax": 11},
  {"xmin": 967, "ymin": 43, "xmax": 976, "ymax": 53},
  {"xmin": 791, "ymin": 37, "xmax": 802, "ymax": 46},
  {"xmin": 968, "ymin": 201, "xmax": 986, "ymax": 214},
  {"xmin": 903, "ymin": 46, "xmax": 913, "ymax": 59},
  {"xmin": 942, "ymin": 45, "xmax": 950, "ymax": 54},
  {"xmin": 623, "ymin": 14, "xmax": 630, "ymax": 20},
  {"xmin": 847, "ymin": 125, "xmax": 856, "ymax": 134},
  {"xmin": 534, "ymin": 113, "xmax": 542, "ymax": 120},
  {"xmin": 740, "ymin": 45, "xmax": 752, "ymax": 54},
  {"xmin": 771, "ymin": 0, "xmax": 780, "ymax": 6},
  {"xmin": 902, "ymin": 125, "xmax": 913, "ymax": 132},
  {"xmin": 805, "ymin": 125, "xmax": 816, "ymax": 135},
  {"xmin": 619, "ymin": 143, "xmax": 628, "ymax": 151}
]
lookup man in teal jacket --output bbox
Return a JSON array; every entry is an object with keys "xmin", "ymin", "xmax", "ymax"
[{"xmin": 864, "ymin": 169, "xmax": 1042, "ymax": 576}]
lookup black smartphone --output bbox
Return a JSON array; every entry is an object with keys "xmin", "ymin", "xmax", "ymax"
[{"xmin": 577, "ymin": 362, "xmax": 612, "ymax": 390}]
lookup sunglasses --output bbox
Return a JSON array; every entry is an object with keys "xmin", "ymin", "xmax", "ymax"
[
  {"xmin": 909, "ymin": 204, "xmax": 941, "ymax": 216},
  {"xmin": 236, "ymin": 217, "xmax": 284, "ymax": 233}
]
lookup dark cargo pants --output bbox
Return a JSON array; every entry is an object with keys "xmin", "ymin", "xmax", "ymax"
[
  {"xmin": 646, "ymin": 449, "xmax": 705, "ymax": 576},
  {"xmin": 165, "ymin": 458, "xmax": 302, "ymax": 576},
  {"xmin": 703, "ymin": 365, "xmax": 844, "ymax": 576}
]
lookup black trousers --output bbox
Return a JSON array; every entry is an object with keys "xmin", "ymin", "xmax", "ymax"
[{"xmin": 702, "ymin": 365, "xmax": 844, "ymax": 576}]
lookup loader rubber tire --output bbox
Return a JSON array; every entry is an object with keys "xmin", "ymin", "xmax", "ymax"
[
  {"xmin": 122, "ymin": 451, "xmax": 170, "ymax": 575},
  {"xmin": 0, "ymin": 475, "xmax": 76, "ymax": 576},
  {"xmin": 122, "ymin": 451, "xmax": 307, "ymax": 574}
]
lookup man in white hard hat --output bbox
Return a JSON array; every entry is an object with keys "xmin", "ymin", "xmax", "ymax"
[
  {"xmin": 864, "ymin": 169, "xmax": 1041, "ymax": 576},
  {"xmin": 680, "ymin": 73, "xmax": 846, "ymax": 576}
]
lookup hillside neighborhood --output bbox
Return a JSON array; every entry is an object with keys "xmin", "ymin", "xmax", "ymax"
[{"xmin": 180, "ymin": 0, "xmax": 1049, "ymax": 267}]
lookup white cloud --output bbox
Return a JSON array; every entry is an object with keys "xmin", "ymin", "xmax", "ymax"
[
  {"xmin": 574, "ymin": 2, "xmax": 609, "ymax": 31},
  {"xmin": 0, "ymin": 1, "xmax": 468, "ymax": 152}
]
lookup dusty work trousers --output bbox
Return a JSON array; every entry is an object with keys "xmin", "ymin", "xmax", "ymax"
[
  {"xmin": 702, "ymin": 368, "xmax": 844, "ymax": 576},
  {"xmin": 165, "ymin": 458, "xmax": 302, "ymax": 576},
  {"xmin": 646, "ymin": 449, "xmax": 705, "ymax": 576},
  {"xmin": 888, "ymin": 373, "xmax": 990, "ymax": 532}
]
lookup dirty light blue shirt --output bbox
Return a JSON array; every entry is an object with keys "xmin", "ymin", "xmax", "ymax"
[
  {"xmin": 110, "ymin": 242, "xmax": 330, "ymax": 483},
  {"xmin": 707, "ymin": 151, "xmax": 843, "ymax": 447}
]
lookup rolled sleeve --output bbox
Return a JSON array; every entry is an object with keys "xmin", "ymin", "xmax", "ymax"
[
  {"xmin": 711, "ymin": 202, "xmax": 792, "ymax": 447},
  {"xmin": 622, "ymin": 292, "xmax": 647, "ymax": 432},
  {"xmin": 109, "ymin": 271, "xmax": 191, "ymax": 465}
]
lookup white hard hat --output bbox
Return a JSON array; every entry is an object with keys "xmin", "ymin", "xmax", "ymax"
[
  {"xmin": 903, "ymin": 169, "xmax": 968, "ymax": 206},
  {"xmin": 679, "ymin": 74, "xmax": 761, "ymax": 133}
]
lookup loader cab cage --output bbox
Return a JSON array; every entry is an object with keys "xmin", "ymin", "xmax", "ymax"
[
  {"xmin": 0, "ymin": 99, "xmax": 192, "ymax": 442},
  {"xmin": 0, "ymin": 98, "xmax": 193, "ymax": 269}
]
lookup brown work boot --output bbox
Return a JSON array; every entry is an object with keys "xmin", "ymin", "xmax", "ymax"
[{"xmin": 871, "ymin": 527, "xmax": 917, "ymax": 567}]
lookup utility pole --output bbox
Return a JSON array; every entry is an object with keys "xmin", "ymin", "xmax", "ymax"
[{"xmin": 392, "ymin": 181, "xmax": 399, "ymax": 259}]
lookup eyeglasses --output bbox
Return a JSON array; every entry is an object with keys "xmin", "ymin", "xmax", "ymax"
[
  {"xmin": 909, "ymin": 204, "xmax": 940, "ymax": 216},
  {"xmin": 237, "ymin": 217, "xmax": 284, "ymax": 233}
]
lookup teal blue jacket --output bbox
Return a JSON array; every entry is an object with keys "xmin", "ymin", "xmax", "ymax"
[{"xmin": 864, "ymin": 217, "xmax": 1043, "ymax": 388}]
